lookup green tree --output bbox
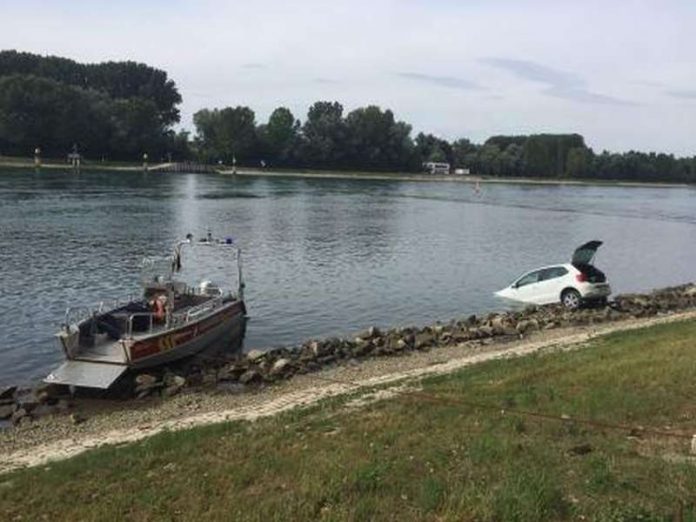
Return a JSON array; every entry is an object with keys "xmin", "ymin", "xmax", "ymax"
[
  {"xmin": 522, "ymin": 134, "xmax": 585, "ymax": 177},
  {"xmin": 0, "ymin": 74, "xmax": 110, "ymax": 156},
  {"xmin": 300, "ymin": 101, "xmax": 347, "ymax": 168},
  {"xmin": 0, "ymin": 51, "xmax": 184, "ymax": 160},
  {"xmin": 193, "ymin": 106, "xmax": 257, "ymax": 163},
  {"xmin": 0, "ymin": 50, "xmax": 182, "ymax": 126},
  {"xmin": 565, "ymin": 147, "xmax": 593, "ymax": 178},
  {"xmin": 258, "ymin": 107, "xmax": 300, "ymax": 166},
  {"xmin": 415, "ymin": 133, "xmax": 452, "ymax": 165},
  {"xmin": 451, "ymin": 138, "xmax": 478, "ymax": 171},
  {"xmin": 344, "ymin": 105, "xmax": 417, "ymax": 171}
]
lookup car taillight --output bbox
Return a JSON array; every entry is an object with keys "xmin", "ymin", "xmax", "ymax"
[{"xmin": 576, "ymin": 273, "xmax": 588, "ymax": 283}]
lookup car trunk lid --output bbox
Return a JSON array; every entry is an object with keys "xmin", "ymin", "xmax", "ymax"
[
  {"xmin": 572, "ymin": 241, "xmax": 606, "ymax": 283},
  {"xmin": 572, "ymin": 240, "xmax": 602, "ymax": 266}
]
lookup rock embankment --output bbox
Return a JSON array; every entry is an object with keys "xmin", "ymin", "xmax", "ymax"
[{"xmin": 2, "ymin": 283, "xmax": 695, "ymax": 426}]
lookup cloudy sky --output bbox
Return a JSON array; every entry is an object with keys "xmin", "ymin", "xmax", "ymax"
[{"xmin": 3, "ymin": 0, "xmax": 696, "ymax": 154}]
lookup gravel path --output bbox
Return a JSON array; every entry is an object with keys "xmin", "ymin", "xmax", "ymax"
[{"xmin": 1, "ymin": 310, "xmax": 694, "ymax": 475}]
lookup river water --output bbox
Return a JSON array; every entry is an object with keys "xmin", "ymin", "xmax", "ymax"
[{"xmin": 1, "ymin": 169, "xmax": 695, "ymax": 386}]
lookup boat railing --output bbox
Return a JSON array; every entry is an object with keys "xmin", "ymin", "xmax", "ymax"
[
  {"xmin": 125, "ymin": 296, "xmax": 222, "ymax": 337},
  {"xmin": 64, "ymin": 306, "xmax": 95, "ymax": 328},
  {"xmin": 97, "ymin": 295, "xmax": 138, "ymax": 314},
  {"xmin": 180, "ymin": 296, "xmax": 224, "ymax": 323},
  {"xmin": 126, "ymin": 312, "xmax": 155, "ymax": 338},
  {"xmin": 64, "ymin": 295, "xmax": 139, "ymax": 327}
]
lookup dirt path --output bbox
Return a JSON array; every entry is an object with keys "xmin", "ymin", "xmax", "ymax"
[{"xmin": 1, "ymin": 311, "xmax": 694, "ymax": 475}]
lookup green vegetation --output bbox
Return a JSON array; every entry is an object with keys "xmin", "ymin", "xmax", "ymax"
[
  {"xmin": 193, "ymin": 103, "xmax": 696, "ymax": 182},
  {"xmin": 2, "ymin": 50, "xmax": 696, "ymax": 182},
  {"xmin": 0, "ymin": 50, "xmax": 189, "ymax": 161},
  {"xmin": 3, "ymin": 320, "xmax": 696, "ymax": 520}
]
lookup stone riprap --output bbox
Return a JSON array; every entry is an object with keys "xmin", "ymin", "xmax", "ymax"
[{"xmin": 1, "ymin": 283, "xmax": 695, "ymax": 426}]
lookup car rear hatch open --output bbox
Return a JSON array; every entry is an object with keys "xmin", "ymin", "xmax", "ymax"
[{"xmin": 572, "ymin": 240, "xmax": 606, "ymax": 283}]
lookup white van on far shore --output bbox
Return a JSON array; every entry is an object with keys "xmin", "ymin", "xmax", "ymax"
[{"xmin": 423, "ymin": 161, "xmax": 450, "ymax": 175}]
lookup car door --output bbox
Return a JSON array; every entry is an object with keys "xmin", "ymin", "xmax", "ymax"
[
  {"xmin": 536, "ymin": 266, "xmax": 570, "ymax": 304},
  {"xmin": 509, "ymin": 269, "xmax": 545, "ymax": 304}
]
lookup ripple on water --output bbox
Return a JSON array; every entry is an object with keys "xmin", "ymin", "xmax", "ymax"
[{"xmin": 1, "ymin": 170, "xmax": 695, "ymax": 385}]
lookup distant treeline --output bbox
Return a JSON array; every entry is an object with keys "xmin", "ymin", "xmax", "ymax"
[
  {"xmin": 0, "ymin": 50, "xmax": 189, "ymax": 160},
  {"xmin": 193, "ymin": 104, "xmax": 696, "ymax": 182},
  {"xmin": 1, "ymin": 50, "xmax": 695, "ymax": 182}
]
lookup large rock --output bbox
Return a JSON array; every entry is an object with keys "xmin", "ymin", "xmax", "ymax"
[
  {"xmin": 357, "ymin": 326, "xmax": 382, "ymax": 340},
  {"xmin": 56, "ymin": 399, "xmax": 71, "ymax": 413},
  {"xmin": 516, "ymin": 319, "xmax": 540, "ymax": 335},
  {"xmin": 387, "ymin": 336, "xmax": 407, "ymax": 352},
  {"xmin": 135, "ymin": 374, "xmax": 158, "ymax": 387},
  {"xmin": 239, "ymin": 369, "xmax": 263, "ymax": 385},
  {"xmin": 17, "ymin": 396, "xmax": 39, "ymax": 413},
  {"xmin": 477, "ymin": 325, "xmax": 494, "ymax": 338},
  {"xmin": 309, "ymin": 340, "xmax": 327, "ymax": 358},
  {"xmin": 352, "ymin": 339, "xmax": 373, "ymax": 357},
  {"xmin": 490, "ymin": 316, "xmax": 507, "ymax": 335},
  {"xmin": 414, "ymin": 331, "xmax": 434, "ymax": 350},
  {"xmin": 134, "ymin": 374, "xmax": 163, "ymax": 397},
  {"xmin": 186, "ymin": 372, "xmax": 204, "ymax": 387},
  {"xmin": 164, "ymin": 374, "xmax": 186, "ymax": 388},
  {"xmin": 217, "ymin": 364, "xmax": 246, "ymax": 382},
  {"xmin": 0, "ymin": 386, "xmax": 17, "ymax": 402},
  {"xmin": 162, "ymin": 375, "xmax": 186, "ymax": 397},
  {"xmin": 34, "ymin": 383, "xmax": 69, "ymax": 404},
  {"xmin": 202, "ymin": 370, "xmax": 218, "ymax": 386},
  {"xmin": 246, "ymin": 349, "xmax": 266, "ymax": 363},
  {"xmin": 11, "ymin": 408, "xmax": 29, "ymax": 426},
  {"xmin": 270, "ymin": 358, "xmax": 291, "ymax": 377},
  {"xmin": 0, "ymin": 404, "xmax": 15, "ymax": 420}
]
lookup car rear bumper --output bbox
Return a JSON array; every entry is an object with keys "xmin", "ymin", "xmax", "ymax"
[{"xmin": 579, "ymin": 283, "xmax": 612, "ymax": 300}]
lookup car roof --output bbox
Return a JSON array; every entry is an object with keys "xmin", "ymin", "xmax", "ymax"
[
  {"xmin": 525, "ymin": 263, "xmax": 573, "ymax": 272},
  {"xmin": 515, "ymin": 264, "xmax": 574, "ymax": 278}
]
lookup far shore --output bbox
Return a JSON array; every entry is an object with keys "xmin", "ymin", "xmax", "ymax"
[
  {"xmin": 226, "ymin": 167, "xmax": 692, "ymax": 189},
  {"xmin": 1, "ymin": 157, "xmax": 691, "ymax": 189}
]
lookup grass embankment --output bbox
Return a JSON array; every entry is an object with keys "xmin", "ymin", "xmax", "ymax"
[{"xmin": 3, "ymin": 320, "xmax": 696, "ymax": 520}]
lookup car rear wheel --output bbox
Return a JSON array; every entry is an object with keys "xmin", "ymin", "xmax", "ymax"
[{"xmin": 561, "ymin": 289, "xmax": 581, "ymax": 309}]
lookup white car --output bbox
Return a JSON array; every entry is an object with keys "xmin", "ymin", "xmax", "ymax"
[{"xmin": 495, "ymin": 241, "xmax": 611, "ymax": 309}]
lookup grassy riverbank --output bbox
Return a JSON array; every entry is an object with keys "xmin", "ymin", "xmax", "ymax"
[{"xmin": 2, "ymin": 319, "xmax": 696, "ymax": 520}]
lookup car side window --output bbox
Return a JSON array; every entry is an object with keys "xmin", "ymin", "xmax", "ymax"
[
  {"xmin": 516, "ymin": 270, "xmax": 541, "ymax": 287},
  {"xmin": 540, "ymin": 266, "xmax": 568, "ymax": 281}
]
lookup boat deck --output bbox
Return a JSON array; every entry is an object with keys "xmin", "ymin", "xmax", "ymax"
[{"xmin": 74, "ymin": 336, "xmax": 127, "ymax": 364}]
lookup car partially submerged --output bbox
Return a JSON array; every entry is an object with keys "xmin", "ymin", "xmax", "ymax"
[{"xmin": 495, "ymin": 241, "xmax": 611, "ymax": 309}]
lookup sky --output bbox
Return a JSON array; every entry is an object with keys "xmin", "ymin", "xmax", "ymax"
[{"xmin": 2, "ymin": 0, "xmax": 696, "ymax": 155}]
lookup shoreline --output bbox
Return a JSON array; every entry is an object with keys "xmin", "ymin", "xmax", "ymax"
[
  {"xmin": 1, "ymin": 159, "xmax": 691, "ymax": 188},
  {"xmin": 1, "ymin": 310, "xmax": 695, "ymax": 474},
  {"xmin": 225, "ymin": 167, "xmax": 692, "ymax": 188},
  {"xmin": 1, "ymin": 282, "xmax": 695, "ymax": 474}
]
